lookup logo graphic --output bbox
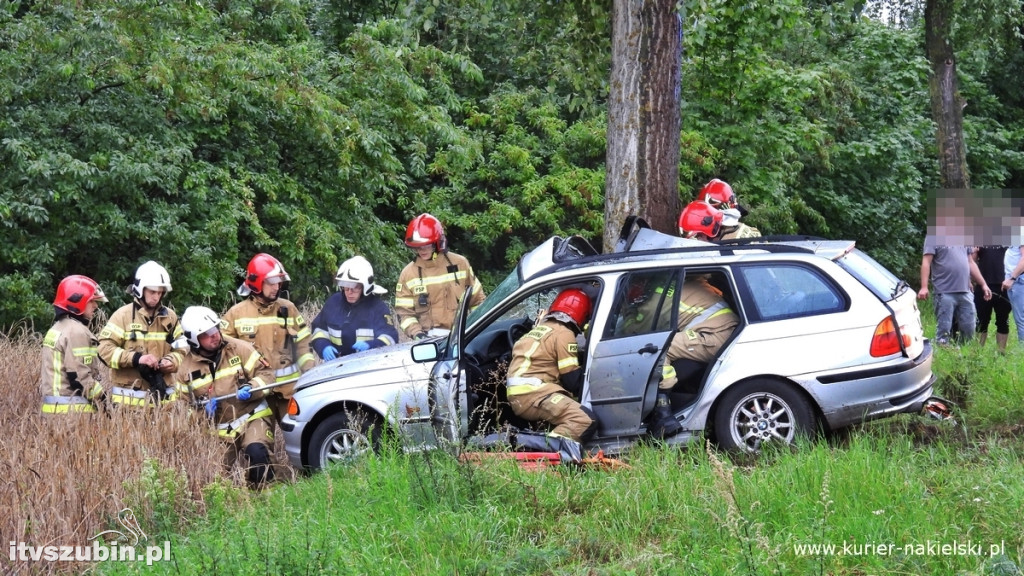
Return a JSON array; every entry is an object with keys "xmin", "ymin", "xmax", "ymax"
[{"xmin": 89, "ymin": 508, "xmax": 148, "ymax": 546}]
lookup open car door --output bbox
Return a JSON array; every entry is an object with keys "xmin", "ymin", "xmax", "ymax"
[{"xmin": 428, "ymin": 286, "xmax": 474, "ymax": 448}]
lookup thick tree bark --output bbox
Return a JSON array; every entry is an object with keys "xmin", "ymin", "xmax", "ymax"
[
  {"xmin": 604, "ymin": 0, "xmax": 681, "ymax": 251},
  {"xmin": 924, "ymin": 0, "xmax": 970, "ymax": 190}
]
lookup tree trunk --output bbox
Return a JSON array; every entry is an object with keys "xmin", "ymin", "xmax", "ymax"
[
  {"xmin": 604, "ymin": 0, "xmax": 681, "ymax": 251},
  {"xmin": 924, "ymin": 0, "xmax": 970, "ymax": 190}
]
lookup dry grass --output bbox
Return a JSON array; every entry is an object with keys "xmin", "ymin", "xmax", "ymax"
[{"xmin": 0, "ymin": 329, "xmax": 296, "ymax": 576}]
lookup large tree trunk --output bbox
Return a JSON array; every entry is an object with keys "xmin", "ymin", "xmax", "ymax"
[
  {"xmin": 925, "ymin": 0, "xmax": 970, "ymax": 190},
  {"xmin": 604, "ymin": 0, "xmax": 681, "ymax": 251}
]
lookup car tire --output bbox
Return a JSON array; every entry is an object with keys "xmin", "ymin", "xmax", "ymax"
[
  {"xmin": 307, "ymin": 410, "xmax": 382, "ymax": 471},
  {"xmin": 714, "ymin": 379, "xmax": 816, "ymax": 453}
]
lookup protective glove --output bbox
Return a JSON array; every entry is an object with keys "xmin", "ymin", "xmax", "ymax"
[
  {"xmin": 204, "ymin": 397, "xmax": 218, "ymax": 418},
  {"xmin": 322, "ymin": 346, "xmax": 339, "ymax": 361},
  {"xmin": 236, "ymin": 385, "xmax": 252, "ymax": 401},
  {"xmin": 352, "ymin": 340, "xmax": 371, "ymax": 353}
]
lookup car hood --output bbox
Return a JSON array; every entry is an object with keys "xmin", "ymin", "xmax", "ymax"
[{"xmin": 293, "ymin": 341, "xmax": 433, "ymax": 392}]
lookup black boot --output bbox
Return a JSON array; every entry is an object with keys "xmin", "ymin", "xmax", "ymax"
[{"xmin": 649, "ymin": 393, "xmax": 682, "ymax": 439}]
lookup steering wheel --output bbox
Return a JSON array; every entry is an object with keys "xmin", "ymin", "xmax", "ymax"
[{"xmin": 507, "ymin": 319, "xmax": 531, "ymax": 350}]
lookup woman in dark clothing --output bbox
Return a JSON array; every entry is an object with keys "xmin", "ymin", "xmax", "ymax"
[{"xmin": 973, "ymin": 246, "xmax": 1011, "ymax": 353}]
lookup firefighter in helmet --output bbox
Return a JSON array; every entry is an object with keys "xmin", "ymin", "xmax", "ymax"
[
  {"xmin": 695, "ymin": 179, "xmax": 761, "ymax": 240},
  {"xmin": 311, "ymin": 256, "xmax": 398, "ymax": 361},
  {"xmin": 98, "ymin": 261, "xmax": 187, "ymax": 407},
  {"xmin": 40, "ymin": 275, "xmax": 109, "ymax": 414},
  {"xmin": 221, "ymin": 253, "xmax": 315, "ymax": 425},
  {"xmin": 394, "ymin": 213, "xmax": 485, "ymax": 340},
  {"xmin": 173, "ymin": 306, "xmax": 277, "ymax": 486},
  {"xmin": 678, "ymin": 200, "xmax": 725, "ymax": 242},
  {"xmin": 506, "ymin": 288, "xmax": 597, "ymax": 443}
]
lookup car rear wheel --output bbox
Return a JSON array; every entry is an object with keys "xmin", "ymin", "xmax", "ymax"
[
  {"xmin": 307, "ymin": 410, "xmax": 382, "ymax": 470},
  {"xmin": 714, "ymin": 379, "xmax": 816, "ymax": 452}
]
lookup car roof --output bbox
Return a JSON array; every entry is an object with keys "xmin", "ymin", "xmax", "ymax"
[{"xmin": 518, "ymin": 217, "xmax": 857, "ymax": 284}]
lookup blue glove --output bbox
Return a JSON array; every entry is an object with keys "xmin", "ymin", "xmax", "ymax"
[
  {"xmin": 322, "ymin": 346, "xmax": 338, "ymax": 361},
  {"xmin": 352, "ymin": 340, "xmax": 371, "ymax": 352},
  {"xmin": 236, "ymin": 385, "xmax": 252, "ymax": 401},
  {"xmin": 204, "ymin": 397, "xmax": 218, "ymax": 418}
]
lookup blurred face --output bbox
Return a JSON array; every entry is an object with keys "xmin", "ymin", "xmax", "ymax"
[
  {"xmin": 197, "ymin": 327, "xmax": 222, "ymax": 352},
  {"xmin": 341, "ymin": 284, "xmax": 363, "ymax": 304},
  {"xmin": 259, "ymin": 276, "xmax": 282, "ymax": 301},
  {"xmin": 82, "ymin": 299, "xmax": 100, "ymax": 321},
  {"xmin": 141, "ymin": 287, "xmax": 165, "ymax": 310},
  {"xmin": 412, "ymin": 245, "xmax": 435, "ymax": 261}
]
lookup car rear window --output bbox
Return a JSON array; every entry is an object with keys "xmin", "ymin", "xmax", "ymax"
[
  {"xmin": 737, "ymin": 264, "xmax": 845, "ymax": 322},
  {"xmin": 835, "ymin": 249, "xmax": 906, "ymax": 302}
]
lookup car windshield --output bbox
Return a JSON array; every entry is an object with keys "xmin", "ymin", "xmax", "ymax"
[
  {"xmin": 466, "ymin": 266, "xmax": 522, "ymax": 327},
  {"xmin": 836, "ymin": 248, "xmax": 906, "ymax": 302}
]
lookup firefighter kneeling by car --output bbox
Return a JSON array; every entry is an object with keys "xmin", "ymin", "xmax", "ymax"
[
  {"xmin": 505, "ymin": 288, "xmax": 597, "ymax": 457},
  {"xmin": 173, "ymin": 306, "xmax": 277, "ymax": 487}
]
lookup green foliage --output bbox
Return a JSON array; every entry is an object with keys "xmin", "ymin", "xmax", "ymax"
[{"xmin": 121, "ymin": 458, "xmax": 194, "ymax": 539}]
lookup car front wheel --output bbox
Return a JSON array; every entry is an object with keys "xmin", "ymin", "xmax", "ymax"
[
  {"xmin": 307, "ymin": 410, "xmax": 381, "ymax": 470},
  {"xmin": 714, "ymin": 379, "xmax": 816, "ymax": 452}
]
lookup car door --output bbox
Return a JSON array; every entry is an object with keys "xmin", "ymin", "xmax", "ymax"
[
  {"xmin": 586, "ymin": 270, "xmax": 680, "ymax": 438},
  {"xmin": 427, "ymin": 286, "xmax": 473, "ymax": 446}
]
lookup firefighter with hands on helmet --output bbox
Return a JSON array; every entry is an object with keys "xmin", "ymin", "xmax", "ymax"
[
  {"xmin": 648, "ymin": 275, "xmax": 739, "ymax": 438},
  {"xmin": 678, "ymin": 200, "xmax": 726, "ymax": 242},
  {"xmin": 395, "ymin": 213, "xmax": 485, "ymax": 340},
  {"xmin": 220, "ymin": 253, "xmax": 316, "ymax": 425},
  {"xmin": 97, "ymin": 261, "xmax": 187, "ymax": 408},
  {"xmin": 173, "ymin": 306, "xmax": 277, "ymax": 487},
  {"xmin": 695, "ymin": 179, "xmax": 761, "ymax": 240},
  {"xmin": 505, "ymin": 288, "xmax": 597, "ymax": 445},
  {"xmin": 40, "ymin": 275, "xmax": 110, "ymax": 414},
  {"xmin": 311, "ymin": 256, "xmax": 399, "ymax": 361}
]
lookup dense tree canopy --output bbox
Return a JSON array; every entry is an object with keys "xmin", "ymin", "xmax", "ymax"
[{"xmin": 2, "ymin": 0, "xmax": 1021, "ymax": 331}]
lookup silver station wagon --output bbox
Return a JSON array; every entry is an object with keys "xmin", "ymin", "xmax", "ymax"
[{"xmin": 282, "ymin": 219, "xmax": 935, "ymax": 469}]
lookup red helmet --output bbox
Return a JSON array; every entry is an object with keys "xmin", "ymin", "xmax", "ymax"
[
  {"xmin": 678, "ymin": 201, "xmax": 723, "ymax": 240},
  {"xmin": 549, "ymin": 288, "xmax": 592, "ymax": 327},
  {"xmin": 54, "ymin": 275, "xmax": 108, "ymax": 315},
  {"xmin": 244, "ymin": 253, "xmax": 290, "ymax": 294},
  {"xmin": 404, "ymin": 213, "xmax": 447, "ymax": 253},
  {"xmin": 696, "ymin": 178, "xmax": 737, "ymax": 209}
]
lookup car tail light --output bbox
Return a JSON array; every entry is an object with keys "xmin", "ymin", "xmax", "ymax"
[
  {"xmin": 287, "ymin": 397, "xmax": 300, "ymax": 416},
  {"xmin": 870, "ymin": 316, "xmax": 910, "ymax": 357}
]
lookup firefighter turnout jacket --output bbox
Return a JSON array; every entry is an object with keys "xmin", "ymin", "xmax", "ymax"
[
  {"xmin": 310, "ymin": 292, "xmax": 398, "ymax": 358},
  {"xmin": 172, "ymin": 336, "xmax": 275, "ymax": 445},
  {"xmin": 220, "ymin": 297, "xmax": 315, "ymax": 398},
  {"xmin": 98, "ymin": 302, "xmax": 185, "ymax": 404},
  {"xmin": 394, "ymin": 251, "xmax": 485, "ymax": 338},
  {"xmin": 720, "ymin": 222, "xmax": 761, "ymax": 240},
  {"xmin": 659, "ymin": 277, "xmax": 739, "ymax": 390},
  {"xmin": 505, "ymin": 317, "xmax": 593, "ymax": 441},
  {"xmin": 40, "ymin": 316, "xmax": 107, "ymax": 413}
]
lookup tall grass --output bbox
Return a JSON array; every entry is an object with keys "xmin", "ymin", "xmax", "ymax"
[{"xmin": 0, "ymin": 331, "xmax": 277, "ymax": 576}]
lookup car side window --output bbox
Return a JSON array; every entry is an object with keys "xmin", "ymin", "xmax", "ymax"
[
  {"xmin": 738, "ymin": 265, "xmax": 844, "ymax": 322},
  {"xmin": 606, "ymin": 270, "xmax": 679, "ymax": 339}
]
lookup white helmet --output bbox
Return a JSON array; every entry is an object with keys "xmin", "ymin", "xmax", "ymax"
[
  {"xmin": 335, "ymin": 256, "xmax": 387, "ymax": 296},
  {"xmin": 181, "ymin": 306, "xmax": 221, "ymax": 348},
  {"xmin": 132, "ymin": 261, "xmax": 172, "ymax": 299}
]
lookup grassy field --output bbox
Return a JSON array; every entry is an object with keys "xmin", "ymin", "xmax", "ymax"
[{"xmin": 4, "ymin": 309, "xmax": 1024, "ymax": 575}]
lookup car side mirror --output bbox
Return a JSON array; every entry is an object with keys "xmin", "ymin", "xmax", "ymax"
[{"xmin": 410, "ymin": 341, "xmax": 439, "ymax": 363}]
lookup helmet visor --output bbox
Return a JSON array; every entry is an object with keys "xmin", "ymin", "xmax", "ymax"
[{"xmin": 337, "ymin": 281, "xmax": 361, "ymax": 291}]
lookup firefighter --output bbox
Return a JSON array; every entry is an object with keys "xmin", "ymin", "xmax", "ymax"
[
  {"xmin": 649, "ymin": 276, "xmax": 739, "ymax": 438},
  {"xmin": 174, "ymin": 306, "xmax": 276, "ymax": 486},
  {"xmin": 98, "ymin": 261, "xmax": 186, "ymax": 408},
  {"xmin": 40, "ymin": 275, "xmax": 109, "ymax": 414},
  {"xmin": 394, "ymin": 213, "xmax": 485, "ymax": 339},
  {"xmin": 678, "ymin": 200, "xmax": 725, "ymax": 242},
  {"xmin": 505, "ymin": 288, "xmax": 597, "ymax": 443},
  {"xmin": 221, "ymin": 253, "xmax": 315, "ymax": 425},
  {"xmin": 695, "ymin": 179, "xmax": 761, "ymax": 240},
  {"xmin": 311, "ymin": 256, "xmax": 398, "ymax": 360}
]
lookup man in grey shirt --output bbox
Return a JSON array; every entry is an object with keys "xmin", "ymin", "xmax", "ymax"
[{"xmin": 918, "ymin": 237, "xmax": 991, "ymax": 344}]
